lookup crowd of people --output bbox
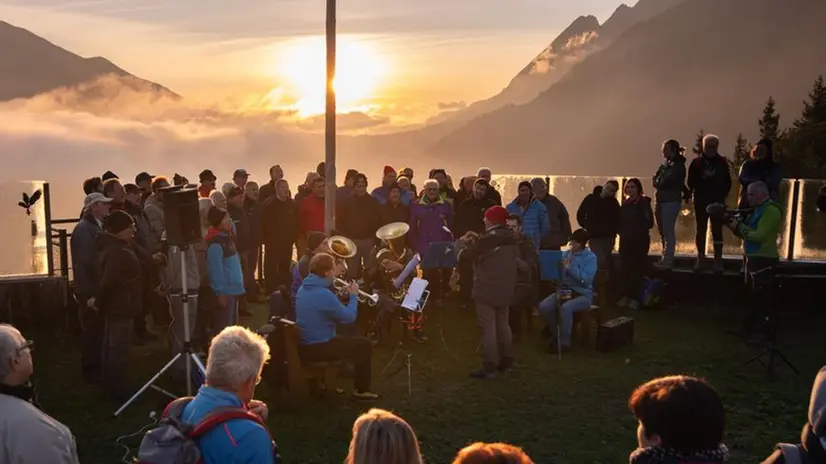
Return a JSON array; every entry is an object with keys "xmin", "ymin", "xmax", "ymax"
[{"xmin": 2, "ymin": 132, "xmax": 824, "ymax": 463}]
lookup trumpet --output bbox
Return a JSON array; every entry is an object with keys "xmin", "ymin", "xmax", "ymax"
[{"xmin": 332, "ymin": 278, "xmax": 379, "ymax": 306}]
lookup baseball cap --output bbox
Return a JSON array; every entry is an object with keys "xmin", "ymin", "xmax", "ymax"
[
  {"xmin": 123, "ymin": 183, "xmax": 141, "ymax": 194},
  {"xmin": 102, "ymin": 171, "xmax": 119, "ymax": 181},
  {"xmin": 83, "ymin": 192, "xmax": 113, "ymax": 209},
  {"xmin": 233, "ymin": 169, "xmax": 249, "ymax": 178}
]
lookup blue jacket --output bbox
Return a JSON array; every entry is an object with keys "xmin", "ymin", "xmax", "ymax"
[
  {"xmin": 372, "ymin": 186, "xmax": 413, "ymax": 206},
  {"xmin": 560, "ymin": 248, "xmax": 598, "ymax": 300},
  {"xmin": 181, "ymin": 386, "xmax": 274, "ymax": 464},
  {"xmin": 205, "ymin": 229, "xmax": 245, "ymax": 296},
  {"xmin": 295, "ymin": 274, "xmax": 358, "ymax": 345},
  {"xmin": 506, "ymin": 198, "xmax": 550, "ymax": 249}
]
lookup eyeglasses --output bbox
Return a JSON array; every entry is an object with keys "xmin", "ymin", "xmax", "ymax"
[{"xmin": 16, "ymin": 340, "xmax": 34, "ymax": 354}]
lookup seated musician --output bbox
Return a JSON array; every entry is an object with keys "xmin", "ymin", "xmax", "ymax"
[
  {"xmin": 290, "ymin": 231, "xmax": 330, "ymax": 313},
  {"xmin": 364, "ymin": 226, "xmax": 427, "ymax": 344},
  {"xmin": 295, "ymin": 253, "xmax": 379, "ymax": 401},
  {"xmin": 537, "ymin": 229, "xmax": 597, "ymax": 354}
]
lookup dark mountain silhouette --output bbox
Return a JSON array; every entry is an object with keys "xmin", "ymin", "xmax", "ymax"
[
  {"xmin": 429, "ymin": 0, "xmax": 826, "ymax": 176},
  {"xmin": 429, "ymin": 0, "xmax": 687, "ymax": 125},
  {"xmin": 0, "ymin": 20, "xmax": 177, "ymax": 102}
]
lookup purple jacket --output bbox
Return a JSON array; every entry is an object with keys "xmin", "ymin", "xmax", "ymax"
[{"xmin": 409, "ymin": 196, "xmax": 454, "ymax": 255}]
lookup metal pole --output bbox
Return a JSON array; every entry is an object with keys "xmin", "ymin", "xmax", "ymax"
[
  {"xmin": 324, "ymin": 0, "xmax": 337, "ymax": 234},
  {"xmin": 786, "ymin": 179, "xmax": 801, "ymax": 261},
  {"xmin": 43, "ymin": 182, "xmax": 55, "ymax": 276},
  {"xmin": 58, "ymin": 229, "xmax": 69, "ymax": 277}
]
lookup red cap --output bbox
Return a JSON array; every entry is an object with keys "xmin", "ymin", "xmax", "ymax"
[
  {"xmin": 484, "ymin": 205, "xmax": 508, "ymax": 225},
  {"xmin": 383, "ymin": 165, "xmax": 396, "ymax": 177}
]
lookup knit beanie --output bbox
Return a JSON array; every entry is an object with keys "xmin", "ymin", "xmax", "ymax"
[
  {"xmin": 484, "ymin": 205, "xmax": 508, "ymax": 225},
  {"xmin": 103, "ymin": 210, "xmax": 134, "ymax": 234},
  {"xmin": 383, "ymin": 166, "xmax": 395, "ymax": 177}
]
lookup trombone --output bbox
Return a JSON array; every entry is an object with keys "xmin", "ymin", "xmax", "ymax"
[{"xmin": 333, "ymin": 278, "xmax": 379, "ymax": 306}]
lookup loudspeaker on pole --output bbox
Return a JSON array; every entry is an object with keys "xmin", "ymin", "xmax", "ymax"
[{"xmin": 162, "ymin": 187, "xmax": 201, "ymax": 247}]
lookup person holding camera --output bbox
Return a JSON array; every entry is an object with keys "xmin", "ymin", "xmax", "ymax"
[{"xmin": 724, "ymin": 181, "xmax": 783, "ymax": 339}]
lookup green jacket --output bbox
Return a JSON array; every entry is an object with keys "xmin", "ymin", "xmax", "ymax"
[{"xmin": 737, "ymin": 199, "xmax": 783, "ymax": 258}]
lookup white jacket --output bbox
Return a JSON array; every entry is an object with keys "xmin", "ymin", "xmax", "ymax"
[{"xmin": 0, "ymin": 393, "xmax": 79, "ymax": 464}]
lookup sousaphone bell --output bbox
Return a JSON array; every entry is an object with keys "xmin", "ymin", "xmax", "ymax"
[
  {"xmin": 327, "ymin": 235, "xmax": 357, "ymax": 272},
  {"xmin": 375, "ymin": 222, "xmax": 410, "ymax": 262}
]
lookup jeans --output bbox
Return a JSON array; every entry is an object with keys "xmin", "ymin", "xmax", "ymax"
[
  {"xmin": 694, "ymin": 204, "xmax": 725, "ymax": 258},
  {"xmin": 300, "ymin": 337, "xmax": 373, "ymax": 391},
  {"xmin": 214, "ymin": 295, "xmax": 238, "ymax": 333},
  {"xmin": 264, "ymin": 242, "xmax": 293, "ymax": 293},
  {"xmin": 346, "ymin": 239, "xmax": 375, "ymax": 281},
  {"xmin": 76, "ymin": 294, "xmax": 104, "ymax": 380},
  {"xmin": 619, "ymin": 235, "xmax": 650, "ymax": 301},
  {"xmin": 169, "ymin": 293, "xmax": 198, "ymax": 376},
  {"xmin": 102, "ymin": 316, "xmax": 134, "ymax": 400},
  {"xmin": 538, "ymin": 294, "xmax": 593, "ymax": 347},
  {"xmin": 655, "ymin": 201, "xmax": 681, "ymax": 262},
  {"xmin": 476, "ymin": 302, "xmax": 513, "ymax": 368},
  {"xmin": 589, "ymin": 237, "xmax": 615, "ymax": 270}
]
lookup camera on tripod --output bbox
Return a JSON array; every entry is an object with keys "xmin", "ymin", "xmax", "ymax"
[{"xmin": 706, "ymin": 202, "xmax": 752, "ymax": 221}]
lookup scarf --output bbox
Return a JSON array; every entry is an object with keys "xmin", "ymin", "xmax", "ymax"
[
  {"xmin": 629, "ymin": 444, "xmax": 730, "ymax": 464},
  {"xmin": 0, "ymin": 381, "xmax": 40, "ymax": 409},
  {"xmin": 623, "ymin": 194, "xmax": 648, "ymax": 206}
]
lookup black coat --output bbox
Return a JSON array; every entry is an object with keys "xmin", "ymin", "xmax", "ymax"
[
  {"xmin": 261, "ymin": 196, "xmax": 298, "ymax": 247},
  {"xmin": 338, "ymin": 193, "xmax": 381, "ymax": 240},
  {"xmin": 484, "ymin": 187, "xmax": 503, "ymax": 206},
  {"xmin": 96, "ymin": 233, "xmax": 143, "ymax": 319},
  {"xmin": 687, "ymin": 154, "xmax": 732, "ymax": 206},
  {"xmin": 619, "ymin": 196, "xmax": 654, "ymax": 239},
  {"xmin": 577, "ymin": 192, "xmax": 620, "ymax": 239},
  {"xmin": 379, "ymin": 202, "xmax": 410, "ymax": 227},
  {"xmin": 454, "ymin": 197, "xmax": 496, "ymax": 237}
]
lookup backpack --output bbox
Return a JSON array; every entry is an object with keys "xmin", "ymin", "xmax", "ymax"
[
  {"xmin": 641, "ymin": 277, "xmax": 664, "ymax": 309},
  {"xmin": 136, "ymin": 397, "xmax": 270, "ymax": 464}
]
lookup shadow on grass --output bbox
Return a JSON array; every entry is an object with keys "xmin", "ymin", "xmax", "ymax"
[{"xmin": 29, "ymin": 302, "xmax": 826, "ymax": 464}]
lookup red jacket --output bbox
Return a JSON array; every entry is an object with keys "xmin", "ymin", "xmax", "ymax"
[{"xmin": 299, "ymin": 193, "xmax": 325, "ymax": 234}]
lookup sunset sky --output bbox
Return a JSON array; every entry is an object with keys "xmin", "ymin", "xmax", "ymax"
[{"xmin": 0, "ymin": 0, "xmax": 632, "ymax": 125}]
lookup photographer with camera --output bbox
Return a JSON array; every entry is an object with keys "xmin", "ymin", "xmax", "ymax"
[{"xmin": 724, "ymin": 181, "xmax": 783, "ymax": 340}]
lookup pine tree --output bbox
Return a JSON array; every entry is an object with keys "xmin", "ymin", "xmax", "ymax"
[
  {"xmin": 797, "ymin": 75, "xmax": 826, "ymax": 126},
  {"xmin": 693, "ymin": 129, "xmax": 705, "ymax": 155},
  {"xmin": 758, "ymin": 96, "xmax": 780, "ymax": 141},
  {"xmin": 783, "ymin": 75, "xmax": 826, "ymax": 177},
  {"xmin": 730, "ymin": 133, "xmax": 751, "ymax": 179}
]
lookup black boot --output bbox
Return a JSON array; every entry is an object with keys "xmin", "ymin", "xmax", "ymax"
[{"xmin": 469, "ymin": 363, "xmax": 497, "ymax": 379}]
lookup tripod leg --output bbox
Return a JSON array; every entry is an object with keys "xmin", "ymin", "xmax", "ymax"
[
  {"xmin": 381, "ymin": 344, "xmax": 403, "ymax": 376},
  {"xmin": 114, "ymin": 353, "xmax": 182, "ymax": 417},
  {"xmin": 406, "ymin": 354, "xmax": 412, "ymax": 396},
  {"xmin": 190, "ymin": 352, "xmax": 207, "ymax": 375},
  {"xmin": 771, "ymin": 348, "xmax": 801, "ymax": 375}
]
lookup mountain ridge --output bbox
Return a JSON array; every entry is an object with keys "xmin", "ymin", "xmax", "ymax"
[{"xmin": 0, "ymin": 20, "xmax": 177, "ymax": 102}]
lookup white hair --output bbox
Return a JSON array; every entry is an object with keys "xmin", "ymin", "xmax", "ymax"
[
  {"xmin": 0, "ymin": 324, "xmax": 22, "ymax": 380},
  {"xmin": 476, "ymin": 167, "xmax": 492, "ymax": 176},
  {"xmin": 210, "ymin": 190, "xmax": 227, "ymax": 210},
  {"xmin": 206, "ymin": 326, "xmax": 271, "ymax": 389},
  {"xmin": 703, "ymin": 134, "xmax": 720, "ymax": 147},
  {"xmin": 221, "ymin": 182, "xmax": 237, "ymax": 197},
  {"xmin": 748, "ymin": 181, "xmax": 769, "ymax": 197},
  {"xmin": 423, "ymin": 179, "xmax": 439, "ymax": 190}
]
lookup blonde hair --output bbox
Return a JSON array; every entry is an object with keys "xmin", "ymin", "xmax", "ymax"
[
  {"xmin": 452, "ymin": 442, "xmax": 534, "ymax": 464},
  {"xmin": 206, "ymin": 326, "xmax": 271, "ymax": 390},
  {"xmin": 346, "ymin": 409, "xmax": 423, "ymax": 464},
  {"xmin": 198, "ymin": 197, "xmax": 213, "ymax": 235},
  {"xmin": 210, "ymin": 190, "xmax": 227, "ymax": 210}
]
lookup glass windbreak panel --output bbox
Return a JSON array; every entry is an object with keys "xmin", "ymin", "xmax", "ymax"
[
  {"xmin": 794, "ymin": 179, "xmax": 826, "ymax": 261},
  {"xmin": 493, "ymin": 174, "xmax": 798, "ymax": 259},
  {"xmin": 0, "ymin": 181, "xmax": 49, "ymax": 276}
]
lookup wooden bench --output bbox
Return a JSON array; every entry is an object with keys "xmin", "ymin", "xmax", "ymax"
[{"xmin": 282, "ymin": 325, "xmax": 342, "ymax": 400}]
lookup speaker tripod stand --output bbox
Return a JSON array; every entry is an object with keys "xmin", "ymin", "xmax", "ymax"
[{"xmin": 114, "ymin": 244, "xmax": 206, "ymax": 417}]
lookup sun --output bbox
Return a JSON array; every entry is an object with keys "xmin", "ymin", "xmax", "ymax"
[{"xmin": 273, "ymin": 35, "xmax": 388, "ymax": 117}]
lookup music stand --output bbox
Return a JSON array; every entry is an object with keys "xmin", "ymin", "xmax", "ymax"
[
  {"xmin": 382, "ymin": 279, "xmax": 430, "ymax": 396},
  {"xmin": 743, "ymin": 266, "xmax": 800, "ymax": 377},
  {"xmin": 114, "ymin": 244, "xmax": 207, "ymax": 417}
]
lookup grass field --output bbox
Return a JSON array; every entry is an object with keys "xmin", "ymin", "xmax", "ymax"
[{"xmin": 30, "ymin": 299, "xmax": 825, "ymax": 464}]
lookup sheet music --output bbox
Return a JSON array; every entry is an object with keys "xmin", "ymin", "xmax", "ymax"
[
  {"xmin": 401, "ymin": 278, "xmax": 429, "ymax": 311},
  {"xmin": 393, "ymin": 253, "xmax": 420, "ymax": 289}
]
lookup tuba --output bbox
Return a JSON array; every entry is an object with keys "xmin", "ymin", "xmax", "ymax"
[
  {"xmin": 327, "ymin": 235, "xmax": 357, "ymax": 273},
  {"xmin": 375, "ymin": 222, "xmax": 410, "ymax": 263}
]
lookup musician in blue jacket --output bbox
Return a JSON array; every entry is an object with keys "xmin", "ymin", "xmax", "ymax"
[
  {"xmin": 537, "ymin": 229, "xmax": 598, "ymax": 354},
  {"xmin": 295, "ymin": 253, "xmax": 379, "ymax": 401}
]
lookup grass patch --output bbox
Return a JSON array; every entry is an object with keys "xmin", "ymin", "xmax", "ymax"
[{"xmin": 31, "ymin": 302, "xmax": 824, "ymax": 463}]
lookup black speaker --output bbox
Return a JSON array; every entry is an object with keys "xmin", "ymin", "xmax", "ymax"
[{"xmin": 162, "ymin": 187, "xmax": 201, "ymax": 246}]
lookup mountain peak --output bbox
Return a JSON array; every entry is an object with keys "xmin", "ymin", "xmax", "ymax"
[
  {"xmin": 550, "ymin": 15, "xmax": 601, "ymax": 52},
  {"xmin": 0, "ymin": 21, "xmax": 177, "ymax": 101}
]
